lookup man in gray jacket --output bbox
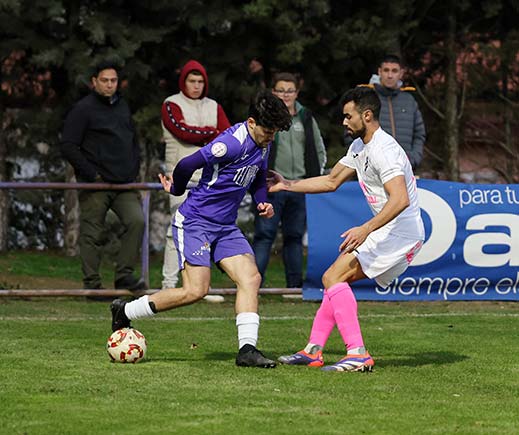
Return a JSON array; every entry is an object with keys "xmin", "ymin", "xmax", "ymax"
[{"xmin": 370, "ymin": 54, "xmax": 426, "ymax": 170}]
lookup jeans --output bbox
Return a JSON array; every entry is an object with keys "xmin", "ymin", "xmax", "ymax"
[{"xmin": 253, "ymin": 191, "xmax": 306, "ymax": 287}]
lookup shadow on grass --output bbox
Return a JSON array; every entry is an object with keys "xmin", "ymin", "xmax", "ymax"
[
  {"xmin": 204, "ymin": 351, "xmax": 237, "ymax": 362},
  {"xmin": 376, "ymin": 351, "xmax": 469, "ymax": 368},
  {"xmin": 145, "ymin": 351, "xmax": 236, "ymax": 363}
]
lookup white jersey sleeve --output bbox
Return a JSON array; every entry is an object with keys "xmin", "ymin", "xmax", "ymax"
[
  {"xmin": 339, "ymin": 140, "xmax": 363, "ymax": 169},
  {"xmin": 368, "ymin": 136, "xmax": 405, "ymax": 185}
]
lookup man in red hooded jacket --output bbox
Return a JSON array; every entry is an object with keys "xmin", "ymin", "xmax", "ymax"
[{"xmin": 161, "ymin": 60, "xmax": 231, "ymax": 293}]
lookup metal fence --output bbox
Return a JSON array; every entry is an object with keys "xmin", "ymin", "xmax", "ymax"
[{"xmin": 0, "ymin": 181, "xmax": 302, "ymax": 298}]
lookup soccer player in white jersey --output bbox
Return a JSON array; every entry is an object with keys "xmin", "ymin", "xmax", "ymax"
[{"xmin": 270, "ymin": 86, "xmax": 425, "ymax": 372}]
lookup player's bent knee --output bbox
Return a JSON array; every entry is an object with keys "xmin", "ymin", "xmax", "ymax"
[
  {"xmin": 250, "ymin": 270, "xmax": 262, "ymax": 289},
  {"xmin": 322, "ymin": 270, "xmax": 351, "ymax": 289},
  {"xmin": 182, "ymin": 284, "xmax": 210, "ymax": 301},
  {"xmin": 237, "ymin": 270, "xmax": 262, "ymax": 291},
  {"xmin": 322, "ymin": 274, "xmax": 335, "ymax": 289}
]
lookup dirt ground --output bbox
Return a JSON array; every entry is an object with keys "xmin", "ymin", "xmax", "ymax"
[{"xmin": 0, "ymin": 273, "xmax": 82, "ymax": 290}]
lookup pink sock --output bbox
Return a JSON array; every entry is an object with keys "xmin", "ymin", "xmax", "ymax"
[
  {"xmin": 327, "ymin": 282, "xmax": 365, "ymax": 352},
  {"xmin": 308, "ymin": 291, "xmax": 336, "ymax": 347}
]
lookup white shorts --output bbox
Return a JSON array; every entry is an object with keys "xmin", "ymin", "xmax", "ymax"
[{"xmin": 353, "ymin": 229, "xmax": 423, "ymax": 289}]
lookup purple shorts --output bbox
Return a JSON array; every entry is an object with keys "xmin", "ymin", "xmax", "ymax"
[{"xmin": 171, "ymin": 212, "xmax": 253, "ymax": 270}]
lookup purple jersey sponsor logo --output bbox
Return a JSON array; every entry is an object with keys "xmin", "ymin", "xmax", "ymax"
[{"xmin": 234, "ymin": 165, "xmax": 260, "ymax": 187}]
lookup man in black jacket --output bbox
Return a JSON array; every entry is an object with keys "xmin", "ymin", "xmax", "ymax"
[{"xmin": 60, "ymin": 60, "xmax": 145, "ymax": 291}]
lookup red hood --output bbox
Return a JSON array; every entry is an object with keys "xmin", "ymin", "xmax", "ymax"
[{"xmin": 179, "ymin": 60, "xmax": 208, "ymax": 99}]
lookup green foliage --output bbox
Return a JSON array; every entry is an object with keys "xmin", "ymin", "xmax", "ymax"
[
  {"xmin": 0, "ymin": 0, "xmax": 21, "ymax": 14},
  {"xmin": 2, "ymin": 0, "xmax": 519, "ymax": 249}
]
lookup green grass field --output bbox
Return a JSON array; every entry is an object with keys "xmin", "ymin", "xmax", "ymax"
[
  {"xmin": 2, "ymin": 252, "xmax": 519, "ymax": 433},
  {"xmin": 2, "ymin": 298, "xmax": 519, "ymax": 434},
  {"xmin": 0, "ymin": 249, "xmax": 287, "ymax": 290}
]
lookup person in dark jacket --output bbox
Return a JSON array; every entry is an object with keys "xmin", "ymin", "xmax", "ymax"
[
  {"xmin": 60, "ymin": 60, "xmax": 145, "ymax": 291},
  {"xmin": 369, "ymin": 54, "xmax": 426, "ymax": 170}
]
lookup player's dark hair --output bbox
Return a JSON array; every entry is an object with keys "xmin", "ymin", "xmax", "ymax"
[
  {"xmin": 92, "ymin": 59, "xmax": 122, "ymax": 78},
  {"xmin": 340, "ymin": 87, "xmax": 381, "ymax": 120},
  {"xmin": 379, "ymin": 54, "xmax": 403, "ymax": 67},
  {"xmin": 248, "ymin": 90, "xmax": 292, "ymax": 131}
]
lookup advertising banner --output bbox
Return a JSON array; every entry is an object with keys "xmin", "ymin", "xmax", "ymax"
[{"xmin": 303, "ymin": 180, "xmax": 519, "ymax": 301}]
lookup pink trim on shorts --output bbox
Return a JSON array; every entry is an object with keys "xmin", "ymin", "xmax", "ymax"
[{"xmin": 406, "ymin": 240, "xmax": 423, "ymax": 264}]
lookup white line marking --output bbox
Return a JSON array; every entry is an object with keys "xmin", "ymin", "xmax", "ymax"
[{"xmin": 1, "ymin": 312, "xmax": 519, "ymax": 322}]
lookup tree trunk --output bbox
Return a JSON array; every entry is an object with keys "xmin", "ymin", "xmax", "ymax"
[
  {"xmin": 444, "ymin": 6, "xmax": 460, "ymax": 181},
  {"xmin": 63, "ymin": 164, "xmax": 80, "ymax": 256},
  {"xmin": 0, "ymin": 117, "xmax": 8, "ymax": 252},
  {"xmin": 500, "ymin": 50, "xmax": 518, "ymax": 183}
]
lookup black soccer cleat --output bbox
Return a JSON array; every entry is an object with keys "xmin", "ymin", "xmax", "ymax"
[
  {"xmin": 235, "ymin": 344, "xmax": 277, "ymax": 368},
  {"xmin": 110, "ymin": 299, "xmax": 131, "ymax": 332}
]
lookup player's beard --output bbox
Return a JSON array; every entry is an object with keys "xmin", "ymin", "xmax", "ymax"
[{"xmin": 348, "ymin": 120, "xmax": 366, "ymax": 140}]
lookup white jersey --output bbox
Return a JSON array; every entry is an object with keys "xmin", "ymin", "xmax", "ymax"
[{"xmin": 339, "ymin": 127, "xmax": 424, "ymax": 240}]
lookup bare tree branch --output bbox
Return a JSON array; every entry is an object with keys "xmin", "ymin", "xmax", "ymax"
[
  {"xmin": 423, "ymin": 145, "xmax": 444, "ymax": 163},
  {"xmin": 493, "ymin": 165, "xmax": 513, "ymax": 184},
  {"xmin": 410, "ymin": 78, "xmax": 446, "ymax": 120},
  {"xmin": 457, "ymin": 79, "xmax": 466, "ymax": 121},
  {"xmin": 498, "ymin": 93, "xmax": 519, "ymax": 107}
]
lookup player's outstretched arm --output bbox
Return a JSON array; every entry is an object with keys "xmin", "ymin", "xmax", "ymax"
[
  {"xmin": 269, "ymin": 162, "xmax": 355, "ymax": 194},
  {"xmin": 267, "ymin": 170, "xmax": 290, "ymax": 192}
]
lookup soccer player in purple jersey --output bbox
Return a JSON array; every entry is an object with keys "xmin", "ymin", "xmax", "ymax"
[{"xmin": 110, "ymin": 90, "xmax": 292, "ymax": 368}]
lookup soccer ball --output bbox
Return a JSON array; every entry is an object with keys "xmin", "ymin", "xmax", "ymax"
[{"xmin": 107, "ymin": 328, "xmax": 147, "ymax": 363}]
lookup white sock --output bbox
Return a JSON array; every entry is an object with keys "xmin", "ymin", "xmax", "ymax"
[
  {"xmin": 124, "ymin": 295, "xmax": 155, "ymax": 320},
  {"xmin": 347, "ymin": 346, "xmax": 366, "ymax": 355},
  {"xmin": 304, "ymin": 343, "xmax": 323, "ymax": 353},
  {"xmin": 236, "ymin": 312, "xmax": 259, "ymax": 349}
]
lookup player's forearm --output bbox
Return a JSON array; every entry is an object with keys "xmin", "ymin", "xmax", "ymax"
[
  {"xmin": 171, "ymin": 151, "xmax": 205, "ymax": 195},
  {"xmin": 249, "ymin": 167, "xmax": 268, "ymax": 204},
  {"xmin": 362, "ymin": 194, "xmax": 410, "ymax": 233},
  {"xmin": 283, "ymin": 175, "xmax": 337, "ymax": 193}
]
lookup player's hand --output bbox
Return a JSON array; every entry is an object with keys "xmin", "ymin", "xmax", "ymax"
[
  {"xmin": 158, "ymin": 173, "xmax": 173, "ymax": 193},
  {"xmin": 267, "ymin": 170, "xmax": 289, "ymax": 192},
  {"xmin": 339, "ymin": 225, "xmax": 369, "ymax": 254},
  {"xmin": 257, "ymin": 202, "xmax": 274, "ymax": 219}
]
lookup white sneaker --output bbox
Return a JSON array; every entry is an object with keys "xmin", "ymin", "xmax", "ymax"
[{"xmin": 203, "ymin": 295, "xmax": 225, "ymax": 303}]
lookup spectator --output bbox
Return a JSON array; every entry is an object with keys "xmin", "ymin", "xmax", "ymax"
[
  {"xmin": 253, "ymin": 72, "xmax": 327, "ymax": 288},
  {"xmin": 367, "ymin": 54, "xmax": 426, "ymax": 170},
  {"xmin": 161, "ymin": 60, "xmax": 231, "ymax": 295},
  {"xmin": 247, "ymin": 57, "xmax": 267, "ymax": 89},
  {"xmin": 60, "ymin": 60, "xmax": 145, "ymax": 292}
]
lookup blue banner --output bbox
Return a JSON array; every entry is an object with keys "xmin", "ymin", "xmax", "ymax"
[{"xmin": 304, "ymin": 180, "xmax": 519, "ymax": 301}]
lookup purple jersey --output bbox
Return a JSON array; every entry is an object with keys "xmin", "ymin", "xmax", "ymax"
[{"xmin": 179, "ymin": 122, "xmax": 269, "ymax": 225}]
